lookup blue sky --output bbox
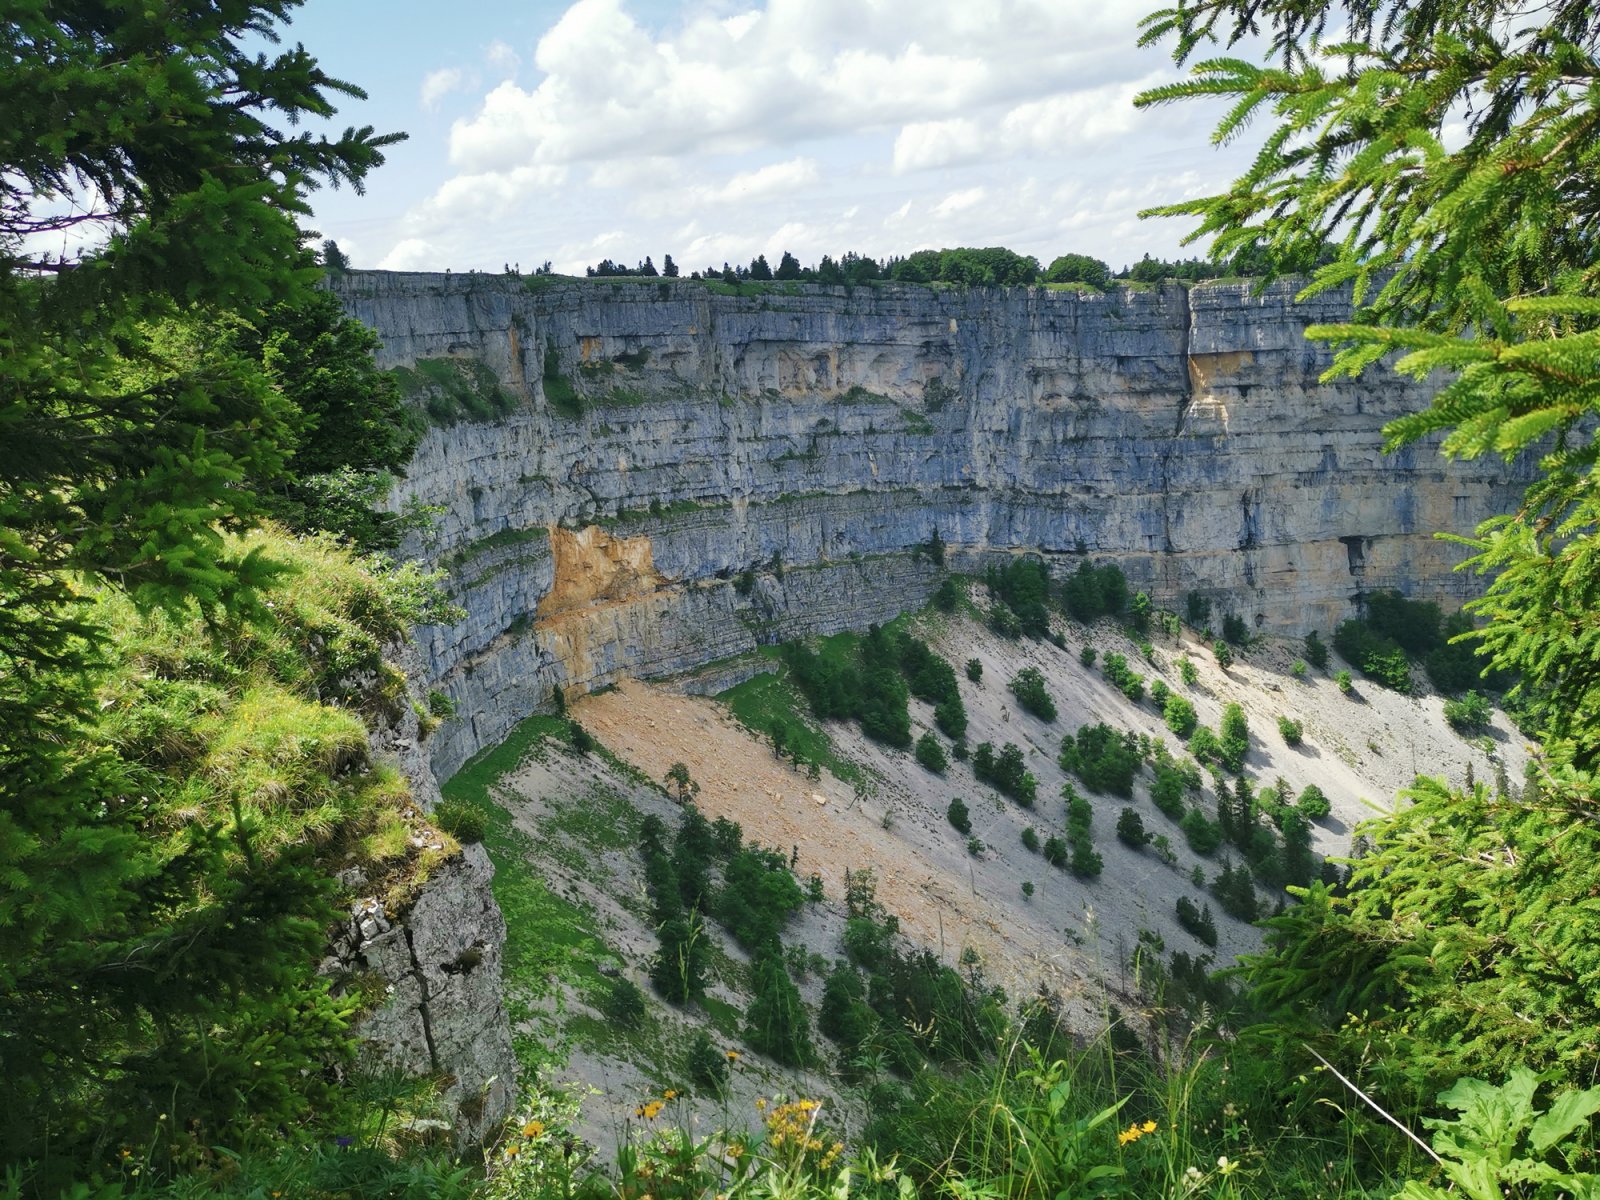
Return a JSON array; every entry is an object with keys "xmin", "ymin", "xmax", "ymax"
[{"xmin": 284, "ymin": 0, "xmax": 1262, "ymax": 275}]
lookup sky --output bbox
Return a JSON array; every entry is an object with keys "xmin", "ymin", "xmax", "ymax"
[{"xmin": 284, "ymin": 0, "xmax": 1266, "ymax": 276}]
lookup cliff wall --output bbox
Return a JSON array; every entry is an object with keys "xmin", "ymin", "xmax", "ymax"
[{"xmin": 334, "ymin": 273, "xmax": 1528, "ymax": 778}]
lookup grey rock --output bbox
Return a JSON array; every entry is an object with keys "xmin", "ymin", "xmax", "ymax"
[{"xmin": 332, "ymin": 273, "xmax": 1531, "ymax": 779}]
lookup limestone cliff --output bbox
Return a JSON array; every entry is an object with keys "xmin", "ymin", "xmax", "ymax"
[
  {"xmin": 322, "ymin": 644, "xmax": 516, "ymax": 1144},
  {"xmin": 333, "ymin": 273, "xmax": 1529, "ymax": 778}
]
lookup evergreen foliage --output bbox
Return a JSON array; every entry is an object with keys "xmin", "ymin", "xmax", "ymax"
[
  {"xmin": 1175, "ymin": 896, "xmax": 1219, "ymax": 947},
  {"xmin": 984, "ymin": 559, "xmax": 1053, "ymax": 637},
  {"xmin": 1100, "ymin": 652, "xmax": 1146, "ymax": 703},
  {"xmin": 946, "ymin": 797, "xmax": 972, "ymax": 835},
  {"xmin": 916, "ymin": 731, "xmax": 949, "ymax": 774},
  {"xmin": 1058, "ymin": 723, "xmax": 1142, "ymax": 798},
  {"xmin": 1061, "ymin": 560, "xmax": 1129, "ymax": 622},
  {"xmin": 1008, "ymin": 666, "xmax": 1058, "ymax": 721},
  {"xmin": 1304, "ymin": 630, "xmax": 1329, "ymax": 670},
  {"xmin": 1218, "ymin": 703, "xmax": 1250, "ymax": 773},
  {"xmin": 1334, "ymin": 618, "xmax": 1413, "ymax": 692},
  {"xmin": 1116, "ymin": 807, "xmax": 1150, "ymax": 848},
  {"xmin": 972, "ymin": 741, "xmax": 1037, "ymax": 806}
]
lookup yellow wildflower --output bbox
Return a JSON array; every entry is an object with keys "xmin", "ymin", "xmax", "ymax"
[
  {"xmin": 523, "ymin": 1120, "xmax": 546, "ymax": 1138},
  {"xmin": 755, "ymin": 1098, "xmax": 767, "ymax": 1111},
  {"xmin": 1142, "ymin": 1120, "xmax": 1158, "ymax": 1134},
  {"xmin": 1117, "ymin": 1128, "xmax": 1139, "ymax": 1146},
  {"xmin": 506, "ymin": 1144, "xmax": 521, "ymax": 1158},
  {"xmin": 663, "ymin": 1089, "xmax": 678, "ymax": 1101},
  {"xmin": 725, "ymin": 1050, "xmax": 741, "ymax": 1062}
]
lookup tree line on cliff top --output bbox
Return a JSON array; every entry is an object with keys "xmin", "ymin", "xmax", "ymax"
[{"xmin": 561, "ymin": 237, "xmax": 1337, "ymax": 289}]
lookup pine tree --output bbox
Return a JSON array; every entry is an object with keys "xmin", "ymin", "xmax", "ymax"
[{"xmin": 0, "ymin": 2, "xmax": 402, "ymax": 1180}]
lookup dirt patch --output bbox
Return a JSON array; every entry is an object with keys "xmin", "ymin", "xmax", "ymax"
[
  {"xmin": 538, "ymin": 525, "xmax": 664, "ymax": 622},
  {"xmin": 575, "ymin": 679, "xmax": 1114, "ymax": 1027},
  {"xmin": 1187, "ymin": 350, "xmax": 1254, "ymax": 397}
]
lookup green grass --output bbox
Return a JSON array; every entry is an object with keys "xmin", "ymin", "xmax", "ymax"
[
  {"xmin": 393, "ymin": 357, "xmax": 515, "ymax": 427},
  {"xmin": 717, "ymin": 665, "xmax": 867, "ymax": 787},
  {"xmin": 443, "ymin": 525, "xmax": 548, "ymax": 570},
  {"xmin": 540, "ymin": 782, "xmax": 643, "ymax": 870},
  {"xmin": 441, "ymin": 714, "xmax": 624, "ymax": 1069}
]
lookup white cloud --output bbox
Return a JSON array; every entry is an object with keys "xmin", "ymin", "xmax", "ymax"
[
  {"xmin": 445, "ymin": 0, "xmax": 1167, "ymax": 173},
  {"xmin": 485, "ymin": 39, "xmax": 520, "ymax": 75},
  {"xmin": 420, "ymin": 66, "xmax": 470, "ymax": 110},
  {"xmin": 344, "ymin": 0, "xmax": 1268, "ymax": 277},
  {"xmin": 379, "ymin": 237, "xmax": 443, "ymax": 270},
  {"xmin": 892, "ymin": 118, "xmax": 986, "ymax": 174},
  {"xmin": 933, "ymin": 187, "xmax": 986, "ymax": 217}
]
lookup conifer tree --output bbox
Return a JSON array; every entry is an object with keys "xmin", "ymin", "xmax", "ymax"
[
  {"xmin": 1142, "ymin": 0, "xmax": 1600, "ymax": 1099},
  {"xmin": 0, "ymin": 1, "xmax": 402, "ymax": 1179}
]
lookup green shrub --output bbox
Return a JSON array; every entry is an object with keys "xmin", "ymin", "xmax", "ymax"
[
  {"xmin": 1150, "ymin": 760, "xmax": 1187, "ymax": 819},
  {"xmin": 947, "ymin": 797, "xmax": 972, "ymax": 835},
  {"xmin": 1334, "ymin": 617, "xmax": 1413, "ymax": 691},
  {"xmin": 1444, "ymin": 690, "xmax": 1493, "ymax": 731},
  {"xmin": 1211, "ymin": 859, "xmax": 1258, "ymax": 921},
  {"xmin": 1009, "ymin": 666, "xmax": 1058, "ymax": 721},
  {"xmin": 1277, "ymin": 715, "xmax": 1303, "ymax": 746},
  {"xmin": 966, "ymin": 657, "xmax": 983, "ymax": 682},
  {"xmin": 1175, "ymin": 895, "xmax": 1218, "ymax": 946},
  {"xmin": 1062, "ymin": 560, "xmax": 1128, "ymax": 622},
  {"xmin": 973, "ymin": 740, "xmax": 1037, "ymax": 805},
  {"xmin": 601, "ymin": 976, "xmax": 647, "ymax": 1028},
  {"xmin": 744, "ymin": 949, "xmax": 813, "ymax": 1066},
  {"xmin": 1291, "ymin": 659, "xmax": 1308, "ymax": 680},
  {"xmin": 985, "ymin": 558, "xmax": 1053, "ymax": 637},
  {"xmin": 1059, "ymin": 723, "xmax": 1141, "ymax": 797},
  {"xmin": 432, "ymin": 797, "xmax": 486, "ymax": 843},
  {"xmin": 1101, "ymin": 652, "xmax": 1145, "ymax": 702},
  {"xmin": 1163, "ymin": 693, "xmax": 1198, "ymax": 739},
  {"xmin": 686, "ymin": 1028, "xmax": 729, "ymax": 1096},
  {"xmin": 1116, "ymin": 807, "xmax": 1150, "ymax": 848},
  {"xmin": 1079, "ymin": 644, "xmax": 1097, "ymax": 668},
  {"xmin": 1296, "ymin": 783, "xmax": 1331, "ymax": 820},
  {"xmin": 1178, "ymin": 655, "xmax": 1198, "ymax": 685},
  {"xmin": 1426, "ymin": 610, "xmax": 1483, "ymax": 693},
  {"xmin": 1304, "ymin": 629, "xmax": 1329, "ymax": 670},
  {"xmin": 1337, "ymin": 669, "xmax": 1354, "ymax": 693},
  {"xmin": 1180, "ymin": 807, "xmax": 1223, "ymax": 855},
  {"xmin": 1185, "ymin": 592, "xmax": 1212, "ymax": 626},
  {"xmin": 966, "ymin": 836, "xmax": 984, "ymax": 857},
  {"xmin": 934, "ymin": 698, "xmax": 967, "ymax": 741},
  {"xmin": 1069, "ymin": 841, "xmax": 1103, "ymax": 878},
  {"xmin": 1042, "ymin": 835, "xmax": 1069, "ymax": 867},
  {"xmin": 425, "ymin": 689, "xmax": 456, "ymax": 717},
  {"xmin": 989, "ymin": 603, "xmax": 1022, "ymax": 639},
  {"xmin": 1021, "ymin": 826, "xmax": 1040, "ymax": 852},
  {"xmin": 1021, "ymin": 880, "xmax": 1034, "ymax": 899},
  {"xmin": 933, "ymin": 577, "xmax": 960, "ymax": 611},
  {"xmin": 1219, "ymin": 703, "xmax": 1249, "ymax": 773},
  {"xmin": 915, "ymin": 731, "xmax": 948, "ymax": 774},
  {"xmin": 1212, "ymin": 639, "xmax": 1233, "ymax": 670},
  {"xmin": 1222, "ymin": 612, "xmax": 1250, "ymax": 645}
]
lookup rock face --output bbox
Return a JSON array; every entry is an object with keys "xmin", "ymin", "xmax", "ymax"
[
  {"xmin": 335, "ymin": 273, "xmax": 1530, "ymax": 778},
  {"xmin": 322, "ymin": 644, "xmax": 516, "ymax": 1145}
]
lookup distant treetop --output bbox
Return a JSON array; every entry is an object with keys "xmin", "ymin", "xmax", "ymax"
[{"xmin": 561, "ymin": 243, "xmax": 1313, "ymax": 288}]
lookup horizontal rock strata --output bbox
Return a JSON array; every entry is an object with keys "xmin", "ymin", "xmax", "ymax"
[{"xmin": 334, "ymin": 273, "xmax": 1530, "ymax": 778}]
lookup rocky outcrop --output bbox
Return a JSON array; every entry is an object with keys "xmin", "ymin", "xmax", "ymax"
[
  {"xmin": 334, "ymin": 273, "xmax": 1531, "ymax": 778},
  {"xmin": 322, "ymin": 644, "xmax": 516, "ymax": 1145}
]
